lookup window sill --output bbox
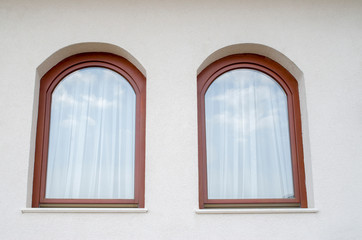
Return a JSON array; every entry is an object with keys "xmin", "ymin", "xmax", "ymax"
[
  {"xmin": 195, "ymin": 208, "xmax": 318, "ymax": 214},
  {"xmin": 21, "ymin": 208, "xmax": 148, "ymax": 213}
]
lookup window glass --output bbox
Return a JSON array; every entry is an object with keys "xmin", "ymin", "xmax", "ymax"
[
  {"xmin": 46, "ymin": 67, "xmax": 136, "ymax": 199},
  {"xmin": 205, "ymin": 69, "xmax": 294, "ymax": 199}
]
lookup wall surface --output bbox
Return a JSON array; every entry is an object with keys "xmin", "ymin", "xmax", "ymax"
[{"xmin": 1, "ymin": 0, "xmax": 362, "ymax": 239}]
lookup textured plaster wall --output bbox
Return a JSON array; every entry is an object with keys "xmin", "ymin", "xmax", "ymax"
[{"xmin": 0, "ymin": 0, "xmax": 361, "ymax": 239}]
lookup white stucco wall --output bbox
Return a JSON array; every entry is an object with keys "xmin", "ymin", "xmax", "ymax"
[{"xmin": 0, "ymin": 0, "xmax": 361, "ymax": 239}]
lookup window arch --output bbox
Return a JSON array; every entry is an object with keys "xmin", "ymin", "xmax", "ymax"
[
  {"xmin": 197, "ymin": 54, "xmax": 307, "ymax": 208},
  {"xmin": 32, "ymin": 52, "xmax": 146, "ymax": 208}
]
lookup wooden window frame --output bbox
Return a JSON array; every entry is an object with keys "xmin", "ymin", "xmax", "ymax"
[
  {"xmin": 197, "ymin": 54, "xmax": 307, "ymax": 209},
  {"xmin": 32, "ymin": 52, "xmax": 146, "ymax": 208}
]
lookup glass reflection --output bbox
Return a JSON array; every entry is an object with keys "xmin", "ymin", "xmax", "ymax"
[
  {"xmin": 205, "ymin": 69, "xmax": 294, "ymax": 199},
  {"xmin": 46, "ymin": 67, "xmax": 136, "ymax": 199}
]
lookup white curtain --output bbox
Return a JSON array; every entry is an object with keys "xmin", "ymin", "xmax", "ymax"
[
  {"xmin": 45, "ymin": 67, "xmax": 136, "ymax": 199},
  {"xmin": 205, "ymin": 69, "xmax": 294, "ymax": 199}
]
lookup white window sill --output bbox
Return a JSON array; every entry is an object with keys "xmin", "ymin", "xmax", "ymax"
[
  {"xmin": 195, "ymin": 208, "xmax": 318, "ymax": 214},
  {"xmin": 21, "ymin": 208, "xmax": 148, "ymax": 213}
]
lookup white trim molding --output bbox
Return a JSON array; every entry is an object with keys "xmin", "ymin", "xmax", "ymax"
[
  {"xmin": 21, "ymin": 208, "xmax": 148, "ymax": 213},
  {"xmin": 195, "ymin": 208, "xmax": 318, "ymax": 214}
]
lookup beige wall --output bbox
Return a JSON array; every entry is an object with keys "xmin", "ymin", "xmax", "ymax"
[{"xmin": 0, "ymin": 0, "xmax": 361, "ymax": 239}]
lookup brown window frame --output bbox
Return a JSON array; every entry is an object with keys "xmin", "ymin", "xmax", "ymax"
[
  {"xmin": 197, "ymin": 54, "xmax": 307, "ymax": 209},
  {"xmin": 32, "ymin": 52, "xmax": 146, "ymax": 208}
]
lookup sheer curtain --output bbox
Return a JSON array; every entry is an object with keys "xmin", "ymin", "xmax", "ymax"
[
  {"xmin": 205, "ymin": 69, "xmax": 294, "ymax": 199},
  {"xmin": 45, "ymin": 67, "xmax": 136, "ymax": 199}
]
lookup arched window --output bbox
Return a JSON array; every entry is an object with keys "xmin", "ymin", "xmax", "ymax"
[
  {"xmin": 32, "ymin": 53, "xmax": 146, "ymax": 208},
  {"xmin": 197, "ymin": 54, "xmax": 307, "ymax": 208}
]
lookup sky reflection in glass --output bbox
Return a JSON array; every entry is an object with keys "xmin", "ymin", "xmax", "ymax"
[
  {"xmin": 205, "ymin": 69, "xmax": 294, "ymax": 199},
  {"xmin": 45, "ymin": 67, "xmax": 136, "ymax": 199}
]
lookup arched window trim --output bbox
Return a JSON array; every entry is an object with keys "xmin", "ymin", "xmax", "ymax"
[
  {"xmin": 197, "ymin": 54, "xmax": 307, "ymax": 208},
  {"xmin": 32, "ymin": 52, "xmax": 146, "ymax": 208}
]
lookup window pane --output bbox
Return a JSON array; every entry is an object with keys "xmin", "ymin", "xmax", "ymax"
[
  {"xmin": 205, "ymin": 69, "xmax": 294, "ymax": 199},
  {"xmin": 45, "ymin": 67, "xmax": 136, "ymax": 199}
]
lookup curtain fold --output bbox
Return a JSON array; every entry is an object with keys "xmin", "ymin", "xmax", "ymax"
[
  {"xmin": 46, "ymin": 67, "xmax": 136, "ymax": 199},
  {"xmin": 205, "ymin": 69, "xmax": 294, "ymax": 199}
]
